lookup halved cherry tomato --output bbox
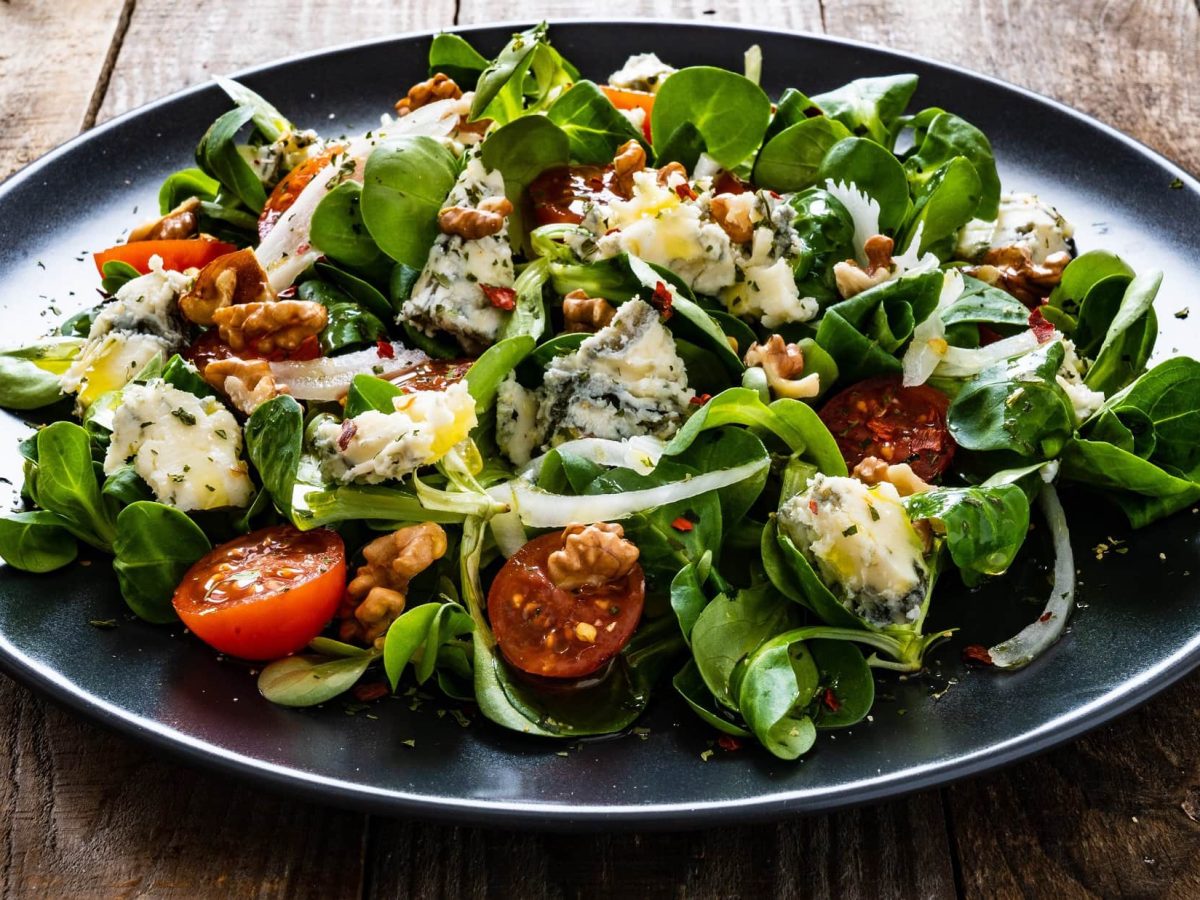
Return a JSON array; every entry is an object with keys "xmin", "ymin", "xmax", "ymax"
[
  {"xmin": 600, "ymin": 85, "xmax": 655, "ymax": 143},
  {"xmin": 487, "ymin": 531, "xmax": 644, "ymax": 679},
  {"xmin": 527, "ymin": 164, "xmax": 624, "ymax": 226},
  {"xmin": 173, "ymin": 525, "xmax": 346, "ymax": 660},
  {"xmin": 184, "ymin": 328, "xmax": 322, "ymax": 370},
  {"xmin": 93, "ymin": 238, "xmax": 237, "ymax": 275},
  {"xmin": 257, "ymin": 145, "xmax": 343, "ymax": 242},
  {"xmin": 818, "ymin": 375, "xmax": 955, "ymax": 480}
]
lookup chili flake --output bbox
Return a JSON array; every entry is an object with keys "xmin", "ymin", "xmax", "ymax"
[
  {"xmin": 481, "ymin": 284, "xmax": 516, "ymax": 310},
  {"xmin": 670, "ymin": 516, "xmax": 694, "ymax": 532}
]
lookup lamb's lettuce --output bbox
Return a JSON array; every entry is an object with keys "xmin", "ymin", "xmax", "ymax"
[
  {"xmin": 650, "ymin": 66, "xmax": 771, "ymax": 169},
  {"xmin": 903, "ymin": 483, "xmax": 1030, "ymax": 586}
]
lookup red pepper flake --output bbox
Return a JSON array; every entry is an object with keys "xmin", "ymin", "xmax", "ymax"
[
  {"xmin": 962, "ymin": 644, "xmax": 994, "ymax": 667},
  {"xmin": 481, "ymin": 284, "xmax": 516, "ymax": 311},
  {"xmin": 337, "ymin": 419, "xmax": 357, "ymax": 451},
  {"xmin": 670, "ymin": 516, "xmax": 694, "ymax": 532},
  {"xmin": 1039, "ymin": 611, "xmax": 1053, "ymax": 623},
  {"xmin": 822, "ymin": 688, "xmax": 841, "ymax": 712},
  {"xmin": 716, "ymin": 735, "xmax": 742, "ymax": 751},
  {"xmin": 808, "ymin": 499, "xmax": 819, "ymax": 516},
  {"xmin": 376, "ymin": 339, "xmax": 395, "ymax": 359},
  {"xmin": 674, "ymin": 182, "xmax": 698, "ymax": 201},
  {"xmin": 689, "ymin": 393, "xmax": 712, "ymax": 406},
  {"xmin": 768, "ymin": 190, "xmax": 782, "ymax": 199},
  {"xmin": 1028, "ymin": 306, "xmax": 1055, "ymax": 343},
  {"xmin": 604, "ymin": 227, "xmax": 621, "ymax": 236},
  {"xmin": 651, "ymin": 280, "xmax": 674, "ymax": 320}
]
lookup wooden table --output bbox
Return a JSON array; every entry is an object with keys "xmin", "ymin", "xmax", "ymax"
[{"xmin": 2, "ymin": 1, "xmax": 1198, "ymax": 895}]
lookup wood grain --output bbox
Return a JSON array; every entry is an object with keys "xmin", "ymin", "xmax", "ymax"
[
  {"xmin": 454, "ymin": 0, "xmax": 823, "ymax": 30},
  {"xmin": 0, "ymin": 0, "xmax": 130, "ymax": 179},
  {"xmin": 96, "ymin": 0, "xmax": 458, "ymax": 122}
]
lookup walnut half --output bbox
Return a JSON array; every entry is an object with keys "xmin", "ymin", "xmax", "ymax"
[
  {"xmin": 212, "ymin": 300, "xmax": 327, "ymax": 354},
  {"xmin": 833, "ymin": 234, "xmax": 895, "ymax": 299},
  {"xmin": 179, "ymin": 248, "xmax": 274, "ymax": 325},
  {"xmin": 437, "ymin": 196, "xmax": 513, "ymax": 240},
  {"xmin": 744, "ymin": 334, "xmax": 821, "ymax": 399},
  {"xmin": 127, "ymin": 196, "xmax": 200, "ymax": 243},
  {"xmin": 547, "ymin": 523, "xmax": 640, "ymax": 592},
  {"xmin": 395, "ymin": 73, "xmax": 463, "ymax": 115},
  {"xmin": 562, "ymin": 289, "xmax": 616, "ymax": 333},
  {"xmin": 966, "ymin": 246, "xmax": 1071, "ymax": 306},
  {"xmin": 852, "ymin": 456, "xmax": 932, "ymax": 497},
  {"xmin": 202, "ymin": 357, "xmax": 283, "ymax": 415},
  {"xmin": 612, "ymin": 139, "xmax": 646, "ymax": 198},
  {"xmin": 340, "ymin": 523, "xmax": 449, "ymax": 645}
]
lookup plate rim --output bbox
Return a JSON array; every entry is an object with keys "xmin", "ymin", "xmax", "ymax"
[{"xmin": 1, "ymin": 18, "xmax": 1198, "ymax": 828}]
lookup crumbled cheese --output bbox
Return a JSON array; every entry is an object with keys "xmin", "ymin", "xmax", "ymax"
[
  {"xmin": 104, "ymin": 379, "xmax": 253, "ymax": 510},
  {"xmin": 91, "ymin": 256, "xmax": 191, "ymax": 343},
  {"xmin": 778, "ymin": 474, "xmax": 929, "ymax": 626},
  {"xmin": 607, "ymin": 53, "xmax": 676, "ymax": 94},
  {"xmin": 315, "ymin": 381, "xmax": 478, "ymax": 484},
  {"xmin": 249, "ymin": 128, "xmax": 326, "ymax": 187},
  {"xmin": 495, "ymin": 374, "xmax": 541, "ymax": 466},
  {"xmin": 60, "ymin": 332, "xmax": 172, "ymax": 407},
  {"xmin": 955, "ymin": 192, "xmax": 1074, "ymax": 264},
  {"xmin": 1056, "ymin": 338, "xmax": 1105, "ymax": 424},
  {"xmin": 400, "ymin": 156, "xmax": 515, "ymax": 352}
]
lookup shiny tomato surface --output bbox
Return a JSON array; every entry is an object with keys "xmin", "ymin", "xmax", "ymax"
[
  {"xmin": 527, "ymin": 164, "xmax": 625, "ymax": 226},
  {"xmin": 93, "ymin": 238, "xmax": 237, "ymax": 275},
  {"xmin": 257, "ymin": 146, "xmax": 342, "ymax": 241},
  {"xmin": 487, "ymin": 531, "xmax": 645, "ymax": 679},
  {"xmin": 818, "ymin": 375, "xmax": 955, "ymax": 480},
  {"xmin": 173, "ymin": 525, "xmax": 346, "ymax": 660}
]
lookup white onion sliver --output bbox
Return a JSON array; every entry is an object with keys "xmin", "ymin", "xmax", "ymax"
[
  {"xmin": 903, "ymin": 269, "xmax": 964, "ymax": 387},
  {"xmin": 523, "ymin": 436, "xmax": 666, "ymax": 478},
  {"xmin": 499, "ymin": 458, "xmax": 769, "ymax": 528},
  {"xmin": 269, "ymin": 343, "xmax": 427, "ymax": 400},
  {"xmin": 823, "ymin": 179, "xmax": 881, "ymax": 265},
  {"xmin": 987, "ymin": 483, "xmax": 1074, "ymax": 669},
  {"xmin": 488, "ymin": 497, "xmax": 529, "ymax": 558},
  {"xmin": 934, "ymin": 329, "xmax": 1042, "ymax": 379}
]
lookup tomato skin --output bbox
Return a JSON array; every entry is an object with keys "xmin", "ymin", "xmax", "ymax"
[
  {"xmin": 600, "ymin": 85, "xmax": 655, "ymax": 143},
  {"xmin": 93, "ymin": 238, "xmax": 237, "ymax": 275},
  {"xmin": 818, "ymin": 375, "xmax": 955, "ymax": 480},
  {"xmin": 257, "ymin": 146, "xmax": 342, "ymax": 241},
  {"xmin": 527, "ymin": 164, "xmax": 624, "ymax": 226},
  {"xmin": 173, "ymin": 525, "xmax": 346, "ymax": 661},
  {"xmin": 487, "ymin": 531, "xmax": 645, "ymax": 679}
]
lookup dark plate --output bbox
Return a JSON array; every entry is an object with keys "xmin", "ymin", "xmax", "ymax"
[{"xmin": 1, "ymin": 21, "xmax": 1198, "ymax": 829}]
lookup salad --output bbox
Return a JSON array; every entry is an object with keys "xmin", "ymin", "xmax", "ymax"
[{"xmin": 1, "ymin": 23, "xmax": 1196, "ymax": 762}]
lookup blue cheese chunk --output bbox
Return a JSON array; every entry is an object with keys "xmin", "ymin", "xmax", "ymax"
[
  {"xmin": 778, "ymin": 474, "xmax": 929, "ymax": 627},
  {"xmin": 104, "ymin": 379, "xmax": 253, "ymax": 511},
  {"xmin": 495, "ymin": 374, "xmax": 541, "ymax": 466},
  {"xmin": 314, "ymin": 381, "xmax": 478, "ymax": 484},
  {"xmin": 400, "ymin": 156, "xmax": 515, "ymax": 352},
  {"xmin": 1056, "ymin": 338, "xmax": 1105, "ymax": 424},
  {"xmin": 607, "ymin": 52, "xmax": 676, "ymax": 94},
  {"xmin": 955, "ymin": 192, "xmax": 1074, "ymax": 264}
]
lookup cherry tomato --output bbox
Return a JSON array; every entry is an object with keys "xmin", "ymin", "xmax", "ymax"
[
  {"xmin": 173, "ymin": 525, "xmax": 346, "ymax": 660},
  {"xmin": 527, "ymin": 164, "xmax": 624, "ymax": 226},
  {"xmin": 184, "ymin": 328, "xmax": 322, "ymax": 370},
  {"xmin": 258, "ymin": 146, "xmax": 343, "ymax": 241},
  {"xmin": 818, "ymin": 375, "xmax": 955, "ymax": 480},
  {"xmin": 93, "ymin": 238, "xmax": 237, "ymax": 275},
  {"xmin": 600, "ymin": 85, "xmax": 655, "ymax": 143},
  {"xmin": 487, "ymin": 531, "xmax": 645, "ymax": 679}
]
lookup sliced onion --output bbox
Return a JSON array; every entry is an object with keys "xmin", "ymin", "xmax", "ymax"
[
  {"xmin": 902, "ymin": 269, "xmax": 963, "ymax": 387},
  {"xmin": 933, "ymin": 329, "xmax": 1043, "ymax": 379},
  {"xmin": 494, "ymin": 457, "xmax": 769, "ymax": 528},
  {"xmin": 987, "ymin": 482, "xmax": 1074, "ymax": 669},
  {"xmin": 488, "ymin": 501, "xmax": 529, "ymax": 558},
  {"xmin": 269, "ymin": 343, "xmax": 427, "ymax": 401},
  {"xmin": 824, "ymin": 179, "xmax": 881, "ymax": 265},
  {"xmin": 523, "ymin": 436, "xmax": 666, "ymax": 478}
]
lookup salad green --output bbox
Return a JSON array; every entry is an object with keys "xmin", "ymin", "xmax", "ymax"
[{"xmin": 0, "ymin": 25, "xmax": 1195, "ymax": 762}]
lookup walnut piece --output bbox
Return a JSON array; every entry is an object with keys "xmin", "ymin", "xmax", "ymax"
[
  {"xmin": 833, "ymin": 234, "xmax": 895, "ymax": 299},
  {"xmin": 212, "ymin": 300, "xmax": 327, "ymax": 354},
  {"xmin": 437, "ymin": 196, "xmax": 513, "ymax": 240},
  {"xmin": 340, "ymin": 523, "xmax": 449, "ymax": 645},
  {"xmin": 966, "ymin": 247, "xmax": 1071, "ymax": 306},
  {"xmin": 562, "ymin": 289, "xmax": 616, "ymax": 333},
  {"xmin": 179, "ymin": 248, "xmax": 274, "ymax": 325},
  {"xmin": 127, "ymin": 196, "xmax": 201, "ymax": 243},
  {"xmin": 656, "ymin": 161, "xmax": 687, "ymax": 186},
  {"xmin": 395, "ymin": 73, "xmax": 463, "ymax": 115},
  {"xmin": 547, "ymin": 523, "xmax": 640, "ymax": 592},
  {"xmin": 852, "ymin": 456, "xmax": 932, "ymax": 497},
  {"xmin": 744, "ymin": 334, "xmax": 821, "ymax": 399},
  {"xmin": 709, "ymin": 193, "xmax": 755, "ymax": 244},
  {"xmin": 612, "ymin": 139, "xmax": 646, "ymax": 198},
  {"xmin": 202, "ymin": 357, "xmax": 283, "ymax": 415}
]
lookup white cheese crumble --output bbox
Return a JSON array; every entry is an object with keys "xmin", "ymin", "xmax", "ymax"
[
  {"xmin": 315, "ymin": 381, "xmax": 478, "ymax": 484},
  {"xmin": 1056, "ymin": 338, "xmax": 1105, "ymax": 424},
  {"xmin": 778, "ymin": 474, "xmax": 929, "ymax": 627},
  {"xmin": 955, "ymin": 192, "xmax": 1074, "ymax": 264},
  {"xmin": 495, "ymin": 374, "xmax": 541, "ymax": 466},
  {"xmin": 400, "ymin": 156, "xmax": 516, "ymax": 352},
  {"xmin": 607, "ymin": 53, "xmax": 676, "ymax": 94},
  {"xmin": 495, "ymin": 299, "xmax": 694, "ymax": 462},
  {"xmin": 91, "ymin": 256, "xmax": 191, "ymax": 344},
  {"xmin": 60, "ymin": 332, "xmax": 172, "ymax": 405},
  {"xmin": 104, "ymin": 379, "xmax": 253, "ymax": 511},
  {"xmin": 249, "ymin": 128, "xmax": 326, "ymax": 187}
]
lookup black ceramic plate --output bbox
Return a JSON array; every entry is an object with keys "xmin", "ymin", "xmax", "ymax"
[{"xmin": 1, "ymin": 21, "xmax": 1198, "ymax": 829}]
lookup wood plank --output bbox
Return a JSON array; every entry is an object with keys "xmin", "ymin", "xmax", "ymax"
[
  {"xmin": 0, "ymin": 677, "xmax": 368, "ymax": 898},
  {"xmin": 367, "ymin": 790, "xmax": 956, "ymax": 898},
  {"xmin": 820, "ymin": 0, "xmax": 1200, "ymax": 174},
  {"xmin": 96, "ymin": 0, "xmax": 458, "ymax": 122},
  {"xmin": 0, "ymin": 0, "xmax": 130, "ymax": 179},
  {"xmin": 455, "ymin": 1, "xmax": 823, "ymax": 30}
]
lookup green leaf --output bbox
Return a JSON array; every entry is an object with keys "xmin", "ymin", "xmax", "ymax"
[
  {"xmin": 158, "ymin": 167, "xmax": 220, "ymax": 213},
  {"xmin": 670, "ymin": 551, "xmax": 712, "ymax": 644},
  {"xmin": 737, "ymin": 633, "xmax": 819, "ymax": 759},
  {"xmin": 0, "ymin": 511, "xmax": 78, "ymax": 573},
  {"xmin": 33, "ymin": 421, "xmax": 116, "ymax": 550},
  {"xmin": 428, "ymin": 32, "xmax": 490, "ymax": 84},
  {"xmin": 1084, "ymin": 270, "xmax": 1161, "ymax": 396},
  {"xmin": 311, "ymin": 181, "xmax": 387, "ymax": 273},
  {"xmin": 195, "ymin": 105, "xmax": 268, "ymax": 212},
  {"xmin": 902, "ymin": 155, "xmax": 982, "ymax": 255},
  {"xmin": 753, "ymin": 116, "xmax": 852, "ymax": 193},
  {"xmin": 258, "ymin": 652, "xmax": 375, "ymax": 707},
  {"xmin": 315, "ymin": 262, "xmax": 394, "ymax": 321},
  {"xmin": 481, "ymin": 117, "xmax": 570, "ymax": 254},
  {"xmin": 214, "ymin": 76, "xmax": 293, "ymax": 143},
  {"xmin": 100, "ymin": 259, "xmax": 142, "ymax": 295},
  {"xmin": 244, "ymin": 395, "xmax": 304, "ymax": 520},
  {"xmin": 547, "ymin": 80, "xmax": 646, "ymax": 164},
  {"xmin": 0, "ymin": 337, "xmax": 83, "ymax": 410},
  {"xmin": 465, "ymin": 335, "xmax": 535, "ymax": 416},
  {"xmin": 811, "ymin": 74, "xmax": 918, "ymax": 148},
  {"xmin": 764, "ymin": 88, "xmax": 826, "ymax": 142},
  {"xmin": 470, "ymin": 25, "xmax": 546, "ymax": 123},
  {"xmin": 904, "ymin": 483, "xmax": 1030, "ymax": 586},
  {"xmin": 942, "ymin": 275, "xmax": 1030, "ymax": 331},
  {"xmin": 297, "ymin": 280, "xmax": 387, "ymax": 355},
  {"xmin": 112, "ymin": 501, "xmax": 211, "ymax": 623},
  {"xmin": 903, "ymin": 111, "xmax": 999, "ymax": 221},
  {"xmin": 344, "ymin": 374, "xmax": 402, "ymax": 417},
  {"xmin": 650, "ymin": 66, "xmax": 771, "ymax": 169},
  {"xmin": 383, "ymin": 600, "xmax": 473, "ymax": 691},
  {"xmin": 809, "ymin": 639, "xmax": 874, "ymax": 729},
  {"xmin": 818, "ymin": 137, "xmax": 911, "ymax": 232},
  {"xmin": 360, "ymin": 136, "xmax": 460, "ymax": 269},
  {"xmin": 672, "ymin": 659, "xmax": 751, "ymax": 737}
]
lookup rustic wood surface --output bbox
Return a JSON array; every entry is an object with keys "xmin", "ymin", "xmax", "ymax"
[{"xmin": 1, "ymin": 0, "xmax": 1198, "ymax": 896}]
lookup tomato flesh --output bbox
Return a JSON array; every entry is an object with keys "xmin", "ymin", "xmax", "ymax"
[
  {"xmin": 258, "ymin": 146, "xmax": 342, "ymax": 241},
  {"xmin": 487, "ymin": 531, "xmax": 645, "ymax": 679},
  {"xmin": 818, "ymin": 375, "xmax": 955, "ymax": 480},
  {"xmin": 93, "ymin": 238, "xmax": 237, "ymax": 276},
  {"xmin": 528, "ymin": 164, "xmax": 625, "ymax": 226},
  {"xmin": 173, "ymin": 525, "xmax": 346, "ymax": 660}
]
